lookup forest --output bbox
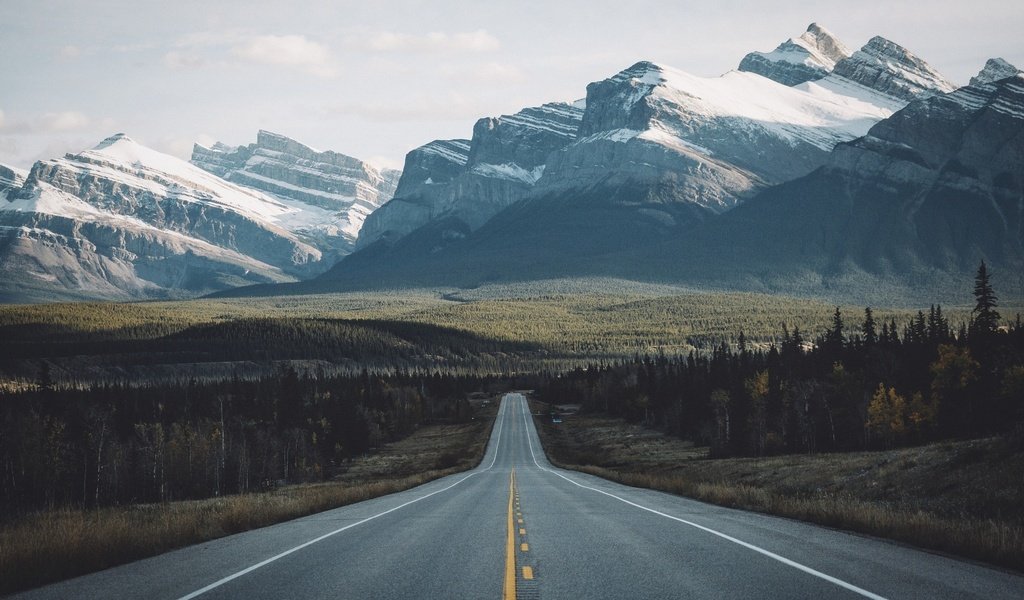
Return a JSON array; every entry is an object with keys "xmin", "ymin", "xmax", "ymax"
[
  {"xmin": 0, "ymin": 368, "xmax": 526, "ymax": 514},
  {"xmin": 535, "ymin": 264, "xmax": 1024, "ymax": 457},
  {"xmin": 2, "ymin": 264, "xmax": 1021, "ymax": 515}
]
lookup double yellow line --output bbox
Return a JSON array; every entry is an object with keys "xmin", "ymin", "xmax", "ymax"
[{"xmin": 503, "ymin": 469, "xmax": 517, "ymax": 599}]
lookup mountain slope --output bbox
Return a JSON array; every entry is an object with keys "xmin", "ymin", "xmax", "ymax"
[
  {"xmin": 310, "ymin": 37, "xmax": 931, "ymax": 293},
  {"xmin": 738, "ymin": 23, "xmax": 851, "ymax": 86},
  {"xmin": 0, "ymin": 134, "xmax": 360, "ymax": 302},
  {"xmin": 191, "ymin": 130, "xmax": 400, "ymax": 259},
  {"xmin": 634, "ymin": 69, "xmax": 1024, "ymax": 302},
  {"xmin": 356, "ymin": 102, "xmax": 584, "ymax": 248}
]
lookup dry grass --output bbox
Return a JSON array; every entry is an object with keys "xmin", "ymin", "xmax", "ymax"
[
  {"xmin": 0, "ymin": 404, "xmax": 495, "ymax": 596},
  {"xmin": 533, "ymin": 405, "xmax": 1024, "ymax": 572}
]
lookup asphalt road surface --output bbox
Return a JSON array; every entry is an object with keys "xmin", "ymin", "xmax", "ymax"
[{"xmin": 15, "ymin": 393, "xmax": 1024, "ymax": 599}]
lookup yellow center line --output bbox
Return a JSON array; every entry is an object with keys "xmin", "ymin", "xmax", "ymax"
[{"xmin": 503, "ymin": 469, "xmax": 517, "ymax": 600}]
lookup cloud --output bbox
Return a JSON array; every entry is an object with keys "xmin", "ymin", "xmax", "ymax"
[
  {"xmin": 367, "ymin": 29, "xmax": 500, "ymax": 53},
  {"xmin": 230, "ymin": 34, "xmax": 338, "ymax": 78},
  {"xmin": 163, "ymin": 51, "xmax": 208, "ymax": 70},
  {"xmin": 150, "ymin": 133, "xmax": 217, "ymax": 160},
  {"xmin": 58, "ymin": 45, "xmax": 82, "ymax": 59},
  {"xmin": 0, "ymin": 111, "xmax": 92, "ymax": 134},
  {"xmin": 441, "ymin": 62, "xmax": 527, "ymax": 84},
  {"xmin": 365, "ymin": 155, "xmax": 404, "ymax": 171},
  {"xmin": 326, "ymin": 92, "xmax": 491, "ymax": 122},
  {"xmin": 165, "ymin": 31, "xmax": 338, "ymax": 78}
]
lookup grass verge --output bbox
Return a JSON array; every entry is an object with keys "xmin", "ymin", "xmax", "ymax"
[
  {"xmin": 531, "ymin": 401, "xmax": 1024, "ymax": 572},
  {"xmin": 0, "ymin": 403, "xmax": 496, "ymax": 596}
]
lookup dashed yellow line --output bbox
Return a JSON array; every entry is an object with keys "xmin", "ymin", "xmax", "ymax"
[
  {"xmin": 521, "ymin": 543, "xmax": 529, "ymax": 552},
  {"xmin": 522, "ymin": 566, "xmax": 534, "ymax": 580},
  {"xmin": 519, "ymin": 528, "xmax": 526, "ymax": 535},
  {"xmin": 503, "ymin": 469, "xmax": 516, "ymax": 600}
]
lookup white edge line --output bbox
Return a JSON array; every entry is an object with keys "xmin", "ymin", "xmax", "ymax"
[
  {"xmin": 515, "ymin": 394, "xmax": 888, "ymax": 600},
  {"xmin": 177, "ymin": 396, "xmax": 509, "ymax": 600}
]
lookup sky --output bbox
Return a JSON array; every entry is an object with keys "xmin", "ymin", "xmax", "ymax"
[{"xmin": 1, "ymin": 0, "xmax": 1022, "ymax": 171}]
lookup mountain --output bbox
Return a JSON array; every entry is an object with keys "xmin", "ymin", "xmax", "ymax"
[
  {"xmin": 305, "ymin": 32, "xmax": 937, "ymax": 292},
  {"xmin": 738, "ymin": 23, "xmax": 851, "ymax": 86},
  {"xmin": 191, "ymin": 130, "xmax": 400, "ymax": 259},
  {"xmin": 970, "ymin": 58, "xmax": 1022, "ymax": 87},
  {"xmin": 0, "ymin": 164, "xmax": 28, "ymax": 191},
  {"xmin": 356, "ymin": 102, "xmax": 584, "ymax": 248},
  {"xmin": 0, "ymin": 134, "xmax": 377, "ymax": 302},
  {"xmin": 634, "ymin": 65, "xmax": 1024, "ymax": 303},
  {"xmin": 826, "ymin": 36, "xmax": 957, "ymax": 101}
]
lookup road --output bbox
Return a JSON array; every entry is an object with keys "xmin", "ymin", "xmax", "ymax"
[{"xmin": 15, "ymin": 393, "xmax": 1024, "ymax": 599}]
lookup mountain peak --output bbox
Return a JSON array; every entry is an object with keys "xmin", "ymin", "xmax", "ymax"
[
  {"xmin": 799, "ymin": 23, "xmax": 850, "ymax": 65},
  {"xmin": 969, "ymin": 57, "xmax": 1022, "ymax": 87},
  {"xmin": 830, "ymin": 36, "xmax": 956, "ymax": 101},
  {"xmin": 738, "ymin": 23, "xmax": 851, "ymax": 86},
  {"xmin": 92, "ymin": 132, "xmax": 137, "ymax": 150}
]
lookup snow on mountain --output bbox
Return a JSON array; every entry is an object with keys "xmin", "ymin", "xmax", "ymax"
[
  {"xmin": 0, "ymin": 133, "xmax": 359, "ymax": 301},
  {"xmin": 191, "ymin": 130, "xmax": 400, "ymax": 253},
  {"xmin": 635, "ymin": 69, "xmax": 1024, "ymax": 302},
  {"xmin": 739, "ymin": 23, "xmax": 852, "ymax": 86},
  {"xmin": 969, "ymin": 58, "xmax": 1022, "ymax": 87},
  {"xmin": 0, "ymin": 164, "xmax": 28, "ymax": 193},
  {"xmin": 827, "ymin": 36, "xmax": 957, "ymax": 102},
  {"xmin": 535, "ymin": 59, "xmax": 902, "ymax": 214},
  {"xmin": 357, "ymin": 102, "xmax": 584, "ymax": 248}
]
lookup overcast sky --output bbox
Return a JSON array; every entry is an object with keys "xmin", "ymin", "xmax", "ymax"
[{"xmin": 2, "ymin": 0, "xmax": 1022, "ymax": 170}]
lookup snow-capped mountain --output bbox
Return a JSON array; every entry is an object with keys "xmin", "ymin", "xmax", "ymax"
[
  {"xmin": 970, "ymin": 58, "xmax": 1022, "ymax": 87},
  {"xmin": 191, "ymin": 130, "xmax": 400, "ymax": 258},
  {"xmin": 633, "ymin": 61, "xmax": 1024, "ymax": 302},
  {"xmin": 738, "ymin": 23, "xmax": 851, "ymax": 86},
  {"xmin": 0, "ymin": 164, "xmax": 28, "ymax": 192},
  {"xmin": 303, "ymin": 34, "xmax": 1018, "ymax": 303},
  {"xmin": 357, "ymin": 102, "xmax": 584, "ymax": 248},
  {"xmin": 0, "ymin": 133, "xmax": 383, "ymax": 301},
  {"xmin": 353, "ymin": 26, "xmax": 950, "ymax": 264},
  {"xmin": 536, "ymin": 57, "xmax": 904, "ymax": 213},
  {"xmin": 827, "ymin": 36, "xmax": 957, "ymax": 101}
]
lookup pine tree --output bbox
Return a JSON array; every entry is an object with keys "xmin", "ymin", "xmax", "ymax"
[
  {"xmin": 862, "ymin": 307, "xmax": 878, "ymax": 346},
  {"xmin": 827, "ymin": 307, "xmax": 844, "ymax": 349},
  {"xmin": 971, "ymin": 261, "xmax": 1000, "ymax": 335}
]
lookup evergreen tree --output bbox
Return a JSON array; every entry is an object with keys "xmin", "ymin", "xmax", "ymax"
[
  {"xmin": 862, "ymin": 308, "xmax": 878, "ymax": 346},
  {"xmin": 971, "ymin": 261, "xmax": 1000, "ymax": 335},
  {"xmin": 826, "ymin": 307, "xmax": 844, "ymax": 351}
]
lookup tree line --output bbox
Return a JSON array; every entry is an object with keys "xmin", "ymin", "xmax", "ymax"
[
  {"xmin": 0, "ymin": 368, "xmax": 521, "ymax": 514},
  {"xmin": 535, "ymin": 263, "xmax": 1024, "ymax": 457}
]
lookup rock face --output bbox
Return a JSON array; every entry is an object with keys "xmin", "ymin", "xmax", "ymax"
[
  {"xmin": 969, "ymin": 58, "xmax": 1021, "ymax": 86},
  {"xmin": 0, "ymin": 134, "xmax": 358, "ymax": 301},
  {"xmin": 829, "ymin": 36, "xmax": 957, "ymax": 101},
  {"xmin": 739, "ymin": 23, "xmax": 851, "ymax": 86},
  {"xmin": 191, "ymin": 130, "xmax": 400, "ymax": 257},
  {"xmin": 315, "ymin": 52, "xmax": 912, "ymax": 291},
  {"xmin": 0, "ymin": 164, "xmax": 28, "ymax": 191},
  {"xmin": 356, "ymin": 102, "xmax": 583, "ymax": 248},
  {"xmin": 637, "ymin": 70, "xmax": 1024, "ymax": 302}
]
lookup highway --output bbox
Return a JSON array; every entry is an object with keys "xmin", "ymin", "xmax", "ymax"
[{"xmin": 15, "ymin": 393, "xmax": 1024, "ymax": 599}]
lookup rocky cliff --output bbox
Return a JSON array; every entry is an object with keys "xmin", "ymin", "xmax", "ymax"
[
  {"xmin": 738, "ymin": 23, "xmax": 851, "ymax": 86},
  {"xmin": 192, "ymin": 130, "xmax": 400, "ymax": 256}
]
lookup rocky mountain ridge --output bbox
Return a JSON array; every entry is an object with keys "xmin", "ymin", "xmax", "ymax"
[
  {"xmin": 0, "ymin": 133, "xmax": 386, "ymax": 301},
  {"xmin": 191, "ymin": 130, "xmax": 400, "ymax": 257},
  {"xmin": 357, "ymin": 101, "xmax": 584, "ymax": 248},
  {"xmin": 738, "ymin": 23, "xmax": 851, "ymax": 86}
]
